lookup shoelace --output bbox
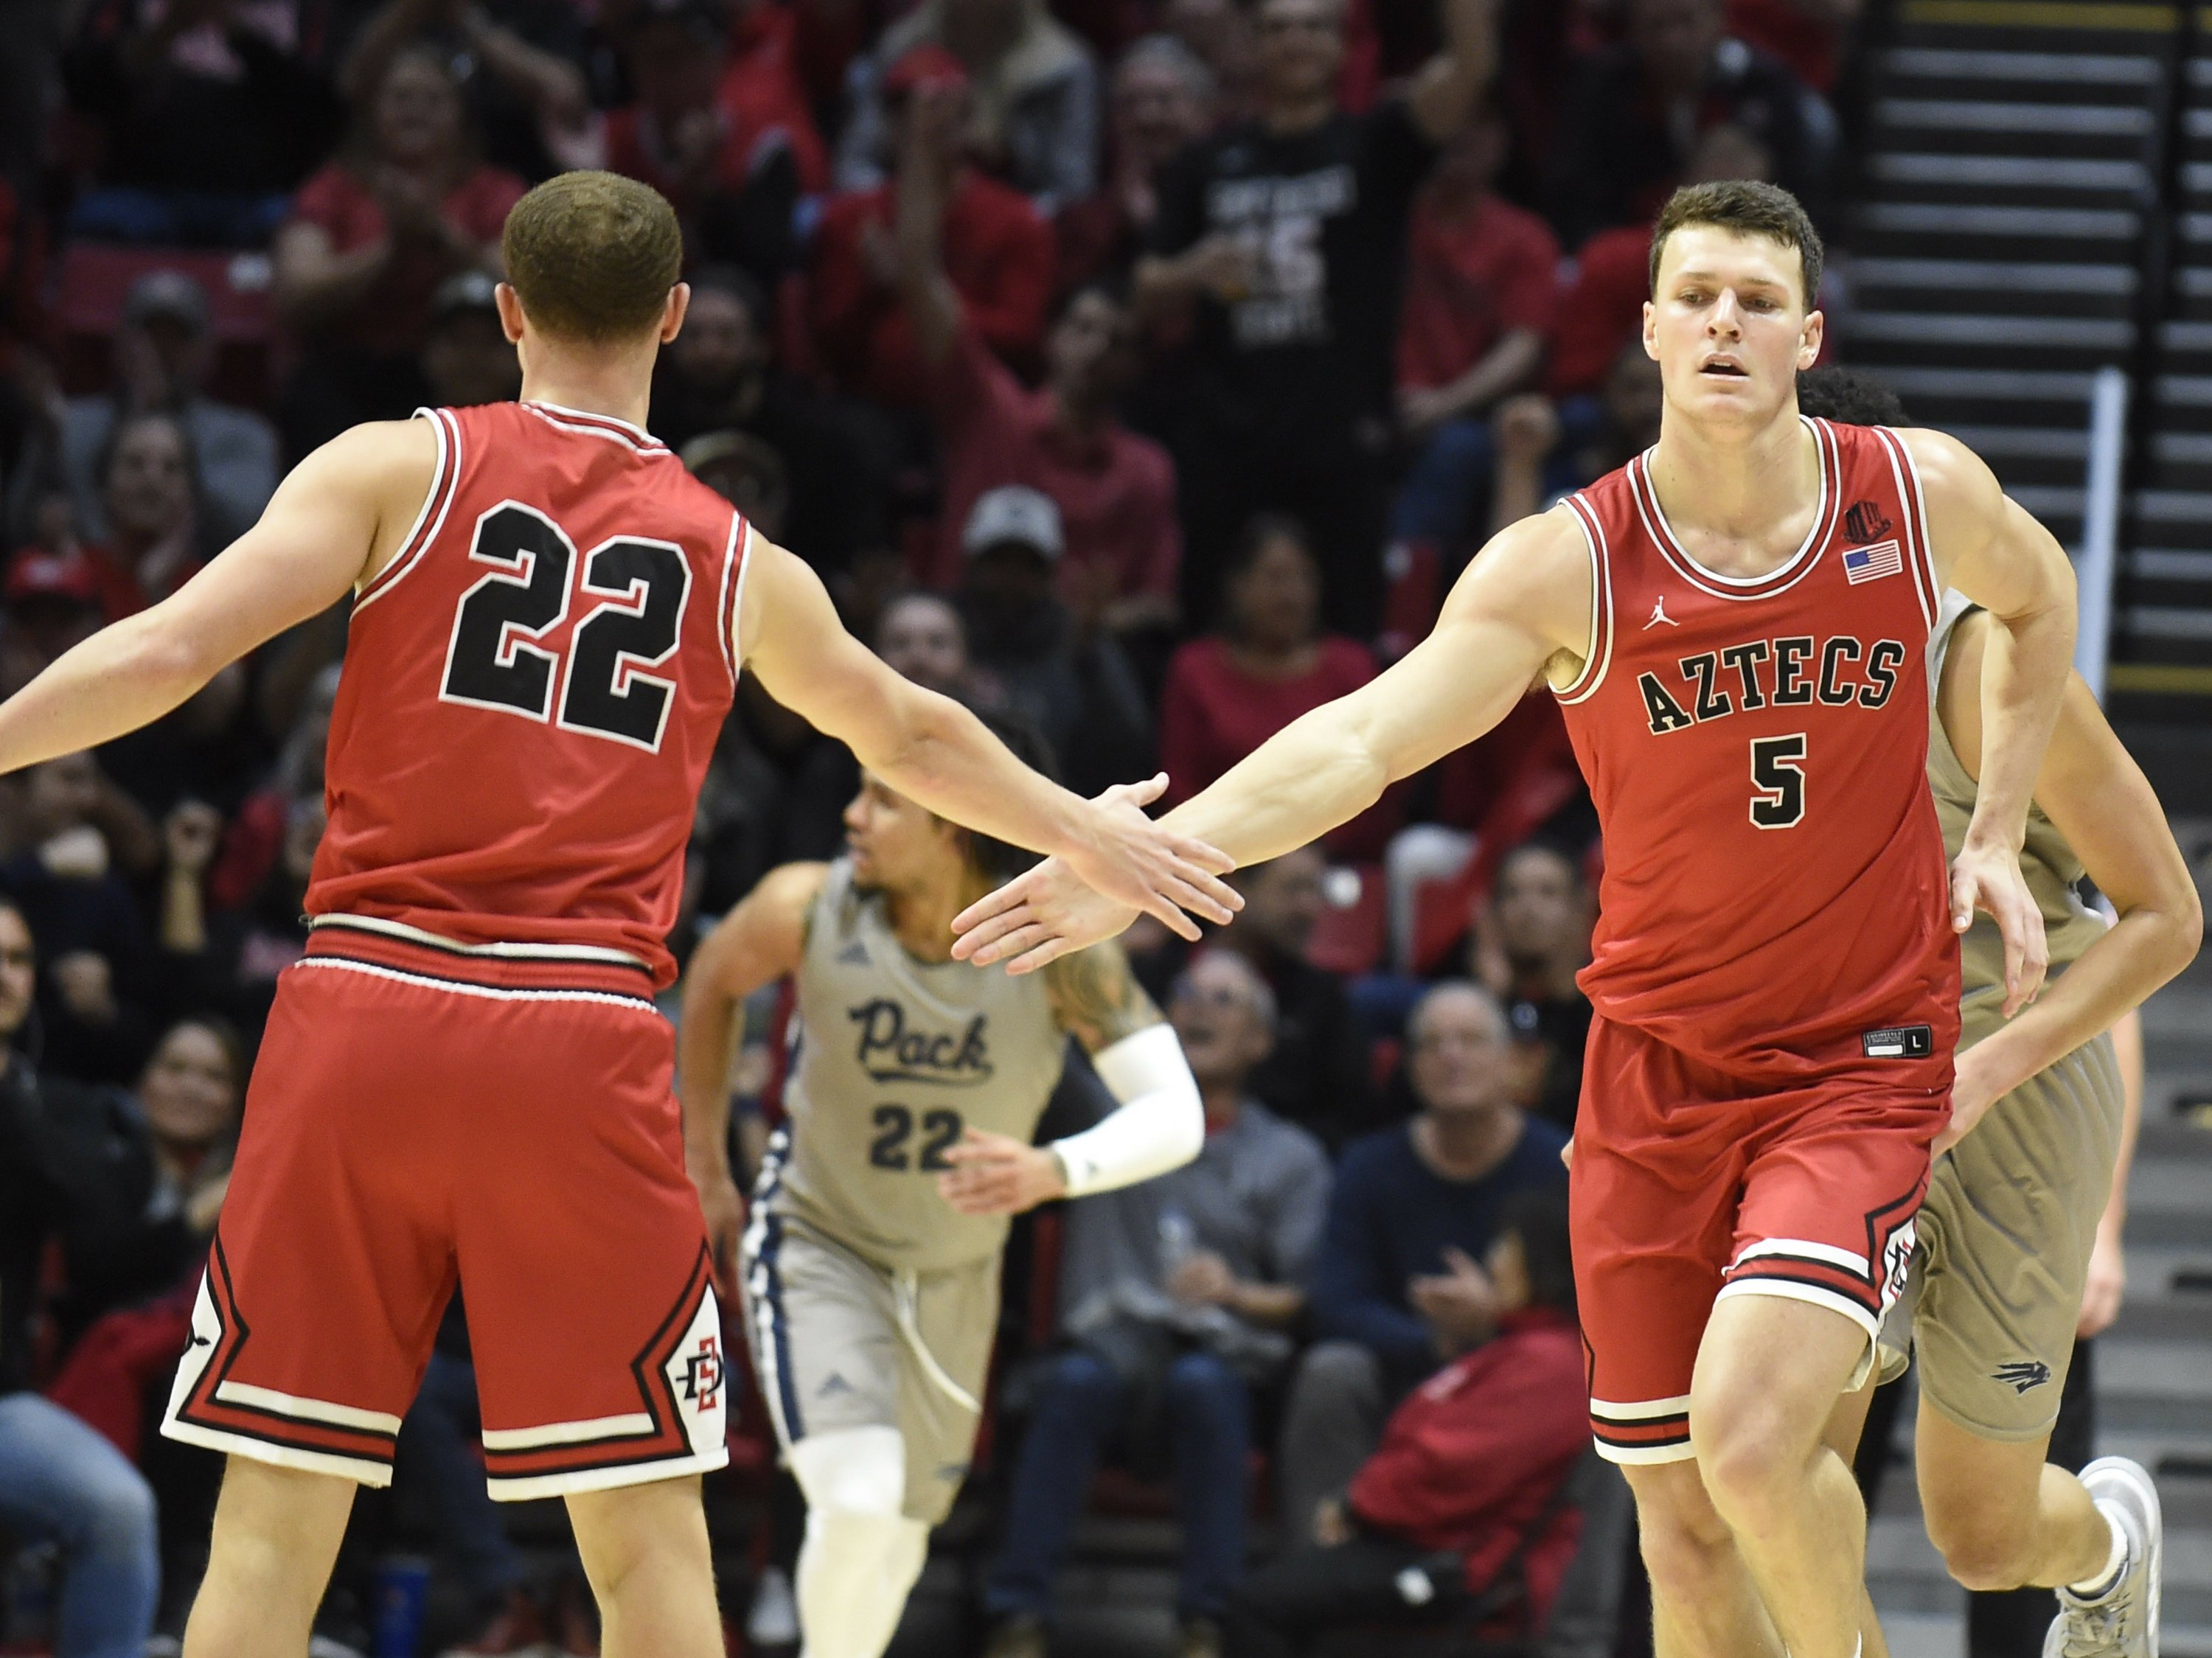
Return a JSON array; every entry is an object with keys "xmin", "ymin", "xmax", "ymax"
[{"xmin": 2056, "ymin": 1590, "xmax": 2135, "ymax": 1657}]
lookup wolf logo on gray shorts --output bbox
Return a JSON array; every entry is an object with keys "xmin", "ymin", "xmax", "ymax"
[{"xmin": 741, "ymin": 1132, "xmax": 1003, "ymax": 1524}]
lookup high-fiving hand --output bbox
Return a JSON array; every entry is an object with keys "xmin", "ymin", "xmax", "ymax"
[{"xmin": 961, "ymin": 774, "xmax": 1239, "ymax": 970}]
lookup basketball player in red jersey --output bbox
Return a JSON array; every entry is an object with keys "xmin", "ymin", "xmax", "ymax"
[
  {"xmin": 953, "ymin": 180, "xmax": 2080, "ymax": 1658},
  {"xmin": 0, "ymin": 173, "xmax": 1241, "ymax": 1658}
]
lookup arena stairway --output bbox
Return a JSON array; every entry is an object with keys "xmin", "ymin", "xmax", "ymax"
[
  {"xmin": 2118, "ymin": 38, "xmax": 2212, "ymax": 735},
  {"xmin": 1840, "ymin": 10, "xmax": 2172, "ymax": 553}
]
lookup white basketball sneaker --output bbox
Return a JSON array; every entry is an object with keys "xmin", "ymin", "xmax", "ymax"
[{"xmin": 2044, "ymin": 1456, "xmax": 2162, "ymax": 1658}]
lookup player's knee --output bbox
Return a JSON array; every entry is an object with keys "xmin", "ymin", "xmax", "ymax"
[
  {"xmin": 1925, "ymin": 1509, "xmax": 2035, "ymax": 1593},
  {"xmin": 1627, "ymin": 1463, "xmax": 1736, "ymax": 1593},
  {"xmin": 1690, "ymin": 1396, "xmax": 1812, "ymax": 1527},
  {"xmin": 788, "ymin": 1425, "xmax": 906, "ymax": 1519}
]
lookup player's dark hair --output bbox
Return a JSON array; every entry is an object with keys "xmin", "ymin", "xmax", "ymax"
[
  {"xmin": 502, "ymin": 172, "xmax": 684, "ymax": 345},
  {"xmin": 1649, "ymin": 179, "xmax": 1823, "ymax": 310},
  {"xmin": 1500, "ymin": 1187, "xmax": 1576, "ymax": 1317},
  {"xmin": 957, "ymin": 704, "xmax": 1060, "ymax": 883},
  {"xmin": 1794, "ymin": 365, "xmax": 1911, "ymax": 427}
]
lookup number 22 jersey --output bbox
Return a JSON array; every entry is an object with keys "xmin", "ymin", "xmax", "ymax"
[
  {"xmin": 306, "ymin": 401, "xmax": 748, "ymax": 989},
  {"xmin": 1551, "ymin": 417, "xmax": 1961, "ymax": 1079}
]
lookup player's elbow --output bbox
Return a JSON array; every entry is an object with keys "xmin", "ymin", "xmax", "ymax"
[
  {"xmin": 118, "ymin": 614, "xmax": 225, "ymax": 700},
  {"xmin": 2156, "ymin": 879, "xmax": 2204, "ymax": 980}
]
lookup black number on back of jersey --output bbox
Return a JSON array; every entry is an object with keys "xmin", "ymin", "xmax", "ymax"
[
  {"xmin": 868, "ymin": 1104, "xmax": 966, "ymax": 1171},
  {"xmin": 442, "ymin": 504, "xmax": 571, "ymax": 720},
  {"xmin": 1749, "ymin": 734, "xmax": 1807, "ymax": 829},
  {"xmin": 441, "ymin": 504, "xmax": 691, "ymax": 750}
]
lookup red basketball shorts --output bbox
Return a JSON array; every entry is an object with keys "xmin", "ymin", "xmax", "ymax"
[
  {"xmin": 161, "ymin": 924, "xmax": 729, "ymax": 1499},
  {"xmin": 1570, "ymin": 1014, "xmax": 1945, "ymax": 1465}
]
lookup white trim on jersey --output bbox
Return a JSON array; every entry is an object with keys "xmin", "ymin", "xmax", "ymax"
[
  {"xmin": 1592, "ymin": 1438, "xmax": 1701, "ymax": 1467},
  {"xmin": 485, "ymin": 1443, "xmax": 728, "ymax": 1502},
  {"xmin": 161, "ymin": 1418, "xmax": 396, "ymax": 1487},
  {"xmin": 1553, "ymin": 493, "xmax": 1615, "ymax": 705},
  {"xmin": 212, "ymin": 1382, "xmax": 403, "ymax": 1434},
  {"xmin": 1588, "ymin": 1393, "xmax": 1694, "ymax": 1422},
  {"xmin": 308, "ymin": 913, "xmax": 650, "ymax": 969},
  {"xmin": 481, "ymin": 1413, "xmax": 657, "ymax": 1450},
  {"xmin": 1714, "ymin": 1275, "xmax": 1881, "ymax": 1341},
  {"xmin": 1870, "ymin": 425, "xmax": 1941, "ymax": 631},
  {"xmin": 1627, "ymin": 417, "xmax": 1837, "ymax": 602},
  {"xmin": 725, "ymin": 518, "xmax": 756, "ymax": 687},
  {"xmin": 292, "ymin": 955, "xmax": 657, "ymax": 1010},
  {"xmin": 715, "ymin": 510, "xmax": 745, "ymax": 690},
  {"xmin": 1730, "ymin": 1237, "xmax": 1870, "ymax": 1276},
  {"xmin": 521, "ymin": 400, "xmax": 670, "ymax": 456},
  {"xmin": 355, "ymin": 408, "xmax": 462, "ymax": 614}
]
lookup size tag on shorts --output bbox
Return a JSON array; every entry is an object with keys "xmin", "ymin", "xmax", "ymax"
[{"xmin": 1861, "ymin": 1025, "xmax": 1934, "ymax": 1059}]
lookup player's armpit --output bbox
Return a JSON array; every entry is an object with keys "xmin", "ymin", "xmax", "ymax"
[{"xmin": 1042, "ymin": 938, "xmax": 1164, "ymax": 1053}]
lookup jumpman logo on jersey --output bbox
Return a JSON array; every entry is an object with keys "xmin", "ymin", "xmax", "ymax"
[{"xmin": 1644, "ymin": 596, "xmax": 1680, "ymax": 629}]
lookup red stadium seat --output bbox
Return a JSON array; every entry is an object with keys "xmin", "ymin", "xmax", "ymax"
[
  {"xmin": 52, "ymin": 241, "xmax": 276, "ymax": 404},
  {"xmin": 1304, "ymin": 863, "xmax": 1386, "ymax": 978}
]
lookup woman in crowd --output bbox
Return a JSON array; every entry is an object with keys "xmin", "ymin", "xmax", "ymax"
[
  {"xmin": 0, "ymin": 895, "xmax": 161, "ymax": 1658},
  {"xmin": 1158, "ymin": 515, "xmax": 1392, "ymax": 854},
  {"xmin": 273, "ymin": 43, "xmax": 526, "ymax": 456}
]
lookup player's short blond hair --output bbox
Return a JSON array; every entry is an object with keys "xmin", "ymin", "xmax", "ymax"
[
  {"xmin": 1649, "ymin": 180, "xmax": 1823, "ymax": 309},
  {"xmin": 501, "ymin": 172, "xmax": 684, "ymax": 344}
]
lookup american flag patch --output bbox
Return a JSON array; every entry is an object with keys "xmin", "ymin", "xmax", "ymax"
[{"xmin": 1842, "ymin": 539, "xmax": 1904, "ymax": 585}]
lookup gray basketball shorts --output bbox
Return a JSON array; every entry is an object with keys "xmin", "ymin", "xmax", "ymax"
[
  {"xmin": 1876, "ymin": 1028, "xmax": 2123, "ymax": 1441},
  {"xmin": 739, "ymin": 1206, "xmax": 1001, "ymax": 1524}
]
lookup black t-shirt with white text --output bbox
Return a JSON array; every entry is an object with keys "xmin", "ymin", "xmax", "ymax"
[{"xmin": 1150, "ymin": 101, "xmax": 1436, "ymax": 445}]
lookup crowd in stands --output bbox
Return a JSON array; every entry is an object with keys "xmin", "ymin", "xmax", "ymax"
[{"xmin": 0, "ymin": 0, "xmax": 1863, "ymax": 1649}]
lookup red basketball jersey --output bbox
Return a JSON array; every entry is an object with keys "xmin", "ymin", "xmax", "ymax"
[
  {"xmin": 307, "ymin": 401, "xmax": 748, "ymax": 987},
  {"xmin": 1551, "ymin": 418, "xmax": 1961, "ymax": 1076}
]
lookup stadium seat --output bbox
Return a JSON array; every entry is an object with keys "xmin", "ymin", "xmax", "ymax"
[
  {"xmin": 1305, "ymin": 863, "xmax": 1386, "ymax": 977},
  {"xmin": 52, "ymin": 241, "xmax": 275, "ymax": 404}
]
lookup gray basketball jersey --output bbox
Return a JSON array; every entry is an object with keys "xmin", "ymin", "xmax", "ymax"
[
  {"xmin": 762, "ymin": 857, "xmax": 1068, "ymax": 1272},
  {"xmin": 1926, "ymin": 591, "xmax": 2107, "ymax": 1045}
]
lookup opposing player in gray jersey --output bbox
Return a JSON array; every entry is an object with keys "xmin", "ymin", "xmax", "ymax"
[
  {"xmin": 678, "ymin": 722, "xmax": 1203, "ymax": 1658},
  {"xmin": 1796, "ymin": 372, "xmax": 2200, "ymax": 1658}
]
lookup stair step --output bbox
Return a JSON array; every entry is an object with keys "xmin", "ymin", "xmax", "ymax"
[
  {"xmin": 1882, "ymin": 46, "xmax": 2161, "ymax": 86},
  {"xmin": 1848, "ymin": 310, "xmax": 2132, "ymax": 350},
  {"xmin": 1942, "ymin": 425, "xmax": 2092, "ymax": 459},
  {"xmin": 1877, "ymin": 97, "xmax": 2157, "ymax": 136},
  {"xmin": 1861, "ymin": 201, "xmax": 2142, "ymax": 240},
  {"xmin": 2126, "ymin": 607, "xmax": 2212, "ymax": 640},
  {"xmin": 1874, "ymin": 153, "xmax": 2149, "ymax": 197},
  {"xmin": 1854, "ymin": 257, "xmax": 2138, "ymax": 295}
]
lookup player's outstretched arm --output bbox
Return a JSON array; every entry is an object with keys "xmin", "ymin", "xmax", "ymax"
[
  {"xmin": 1933, "ymin": 614, "xmax": 2201, "ymax": 1150},
  {"xmin": 0, "ymin": 420, "xmax": 434, "ymax": 777},
  {"xmin": 939, "ymin": 939, "xmax": 1203, "ymax": 1216},
  {"xmin": 951, "ymin": 509, "xmax": 1592, "ymax": 972},
  {"xmin": 1916, "ymin": 433, "xmax": 2079, "ymax": 1014},
  {"xmin": 737, "ymin": 534, "xmax": 1240, "ymax": 941},
  {"xmin": 675, "ymin": 861, "xmax": 826, "ymax": 1292}
]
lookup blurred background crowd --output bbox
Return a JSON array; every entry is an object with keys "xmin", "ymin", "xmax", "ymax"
[{"xmin": 0, "ymin": 0, "xmax": 1867, "ymax": 1651}]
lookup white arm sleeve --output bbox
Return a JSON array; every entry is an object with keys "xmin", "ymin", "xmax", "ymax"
[{"xmin": 1050, "ymin": 1023, "xmax": 1204, "ymax": 1199}]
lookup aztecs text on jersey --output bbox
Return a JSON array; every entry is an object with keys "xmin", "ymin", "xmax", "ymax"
[
  {"xmin": 1551, "ymin": 417, "xmax": 1961, "ymax": 1076},
  {"xmin": 306, "ymin": 402, "xmax": 749, "ymax": 987}
]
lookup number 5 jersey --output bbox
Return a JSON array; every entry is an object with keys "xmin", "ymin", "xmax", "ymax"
[
  {"xmin": 307, "ymin": 400, "xmax": 747, "ymax": 989},
  {"xmin": 1550, "ymin": 415, "xmax": 1962, "ymax": 1079}
]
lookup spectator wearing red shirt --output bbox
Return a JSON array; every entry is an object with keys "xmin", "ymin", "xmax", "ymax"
[
  {"xmin": 1725, "ymin": 0, "xmax": 1855, "ymax": 92},
  {"xmin": 1389, "ymin": 113, "xmax": 1557, "ymax": 558},
  {"xmin": 1225, "ymin": 1188, "xmax": 1587, "ymax": 1657},
  {"xmin": 1158, "ymin": 516, "xmax": 1391, "ymax": 856},
  {"xmin": 80, "ymin": 411, "xmax": 210, "ymax": 624},
  {"xmin": 810, "ymin": 47, "xmax": 1056, "ymax": 411},
  {"xmin": 592, "ymin": 0, "xmax": 821, "ymax": 282},
  {"xmin": 896, "ymin": 84, "xmax": 1180, "ymax": 635},
  {"xmin": 272, "ymin": 44, "xmax": 525, "ymax": 456},
  {"xmin": 1054, "ymin": 35, "xmax": 1217, "ymax": 300}
]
